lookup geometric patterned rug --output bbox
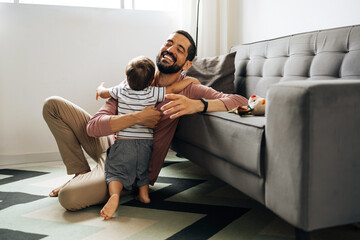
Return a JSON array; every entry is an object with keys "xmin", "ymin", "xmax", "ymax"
[{"xmin": 0, "ymin": 150, "xmax": 359, "ymax": 240}]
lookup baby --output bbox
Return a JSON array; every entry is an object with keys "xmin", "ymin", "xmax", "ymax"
[{"xmin": 96, "ymin": 56, "xmax": 199, "ymax": 220}]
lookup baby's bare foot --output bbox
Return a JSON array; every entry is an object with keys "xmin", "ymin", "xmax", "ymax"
[
  {"xmin": 137, "ymin": 194, "xmax": 151, "ymax": 204},
  {"xmin": 137, "ymin": 185, "xmax": 151, "ymax": 204},
  {"xmin": 136, "ymin": 187, "xmax": 151, "ymax": 204},
  {"xmin": 138, "ymin": 195, "xmax": 151, "ymax": 204},
  {"xmin": 100, "ymin": 194, "xmax": 119, "ymax": 220}
]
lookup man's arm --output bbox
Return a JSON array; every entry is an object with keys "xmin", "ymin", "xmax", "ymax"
[
  {"xmin": 161, "ymin": 94, "xmax": 226, "ymax": 119},
  {"xmin": 86, "ymin": 98, "xmax": 161, "ymax": 137},
  {"xmin": 160, "ymin": 83, "xmax": 248, "ymax": 119}
]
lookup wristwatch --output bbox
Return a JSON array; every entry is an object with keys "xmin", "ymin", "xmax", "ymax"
[{"xmin": 199, "ymin": 98, "xmax": 208, "ymax": 113}]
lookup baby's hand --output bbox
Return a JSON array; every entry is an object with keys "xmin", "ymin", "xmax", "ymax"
[
  {"xmin": 189, "ymin": 77, "xmax": 201, "ymax": 85},
  {"xmin": 96, "ymin": 82, "xmax": 105, "ymax": 100},
  {"xmin": 192, "ymin": 79, "xmax": 201, "ymax": 84},
  {"xmin": 185, "ymin": 77, "xmax": 201, "ymax": 84}
]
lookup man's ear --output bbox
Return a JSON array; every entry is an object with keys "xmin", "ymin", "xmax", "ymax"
[{"xmin": 182, "ymin": 60, "xmax": 192, "ymax": 71}]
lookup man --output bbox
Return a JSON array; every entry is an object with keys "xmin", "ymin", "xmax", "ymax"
[{"xmin": 43, "ymin": 30, "xmax": 248, "ymax": 211}]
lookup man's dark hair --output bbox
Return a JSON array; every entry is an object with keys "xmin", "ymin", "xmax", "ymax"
[
  {"xmin": 175, "ymin": 30, "xmax": 197, "ymax": 61},
  {"xmin": 126, "ymin": 56, "xmax": 155, "ymax": 91}
]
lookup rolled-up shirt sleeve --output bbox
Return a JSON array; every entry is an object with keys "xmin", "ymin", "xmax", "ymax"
[{"xmin": 86, "ymin": 98, "xmax": 117, "ymax": 137}]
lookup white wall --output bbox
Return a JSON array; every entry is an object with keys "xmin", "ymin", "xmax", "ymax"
[
  {"xmin": 0, "ymin": 3, "xmax": 178, "ymax": 164},
  {"xmin": 240, "ymin": 0, "xmax": 360, "ymax": 44}
]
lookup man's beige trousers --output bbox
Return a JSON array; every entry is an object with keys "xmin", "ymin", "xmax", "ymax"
[{"xmin": 43, "ymin": 96, "xmax": 111, "ymax": 211}]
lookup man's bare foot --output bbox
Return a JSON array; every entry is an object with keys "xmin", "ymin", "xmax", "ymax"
[
  {"xmin": 48, "ymin": 170, "xmax": 90, "ymax": 197},
  {"xmin": 100, "ymin": 194, "xmax": 120, "ymax": 220},
  {"xmin": 49, "ymin": 186, "xmax": 62, "ymax": 197},
  {"xmin": 136, "ymin": 185, "xmax": 151, "ymax": 204}
]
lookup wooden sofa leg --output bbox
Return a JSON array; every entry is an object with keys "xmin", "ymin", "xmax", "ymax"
[{"xmin": 295, "ymin": 228, "xmax": 311, "ymax": 240}]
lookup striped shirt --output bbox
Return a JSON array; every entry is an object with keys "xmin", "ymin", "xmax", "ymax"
[{"xmin": 109, "ymin": 82, "xmax": 166, "ymax": 139}]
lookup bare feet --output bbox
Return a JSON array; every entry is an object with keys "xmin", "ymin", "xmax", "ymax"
[
  {"xmin": 136, "ymin": 194, "xmax": 151, "ymax": 204},
  {"xmin": 49, "ymin": 186, "xmax": 62, "ymax": 197},
  {"xmin": 100, "ymin": 194, "xmax": 120, "ymax": 220},
  {"xmin": 136, "ymin": 185, "xmax": 151, "ymax": 204},
  {"xmin": 48, "ymin": 170, "xmax": 90, "ymax": 197}
]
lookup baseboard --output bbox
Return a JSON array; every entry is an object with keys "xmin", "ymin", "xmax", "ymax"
[{"xmin": 0, "ymin": 152, "xmax": 62, "ymax": 166}]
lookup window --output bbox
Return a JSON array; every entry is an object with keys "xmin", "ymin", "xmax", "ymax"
[
  {"xmin": 2, "ymin": 0, "xmax": 178, "ymax": 11},
  {"xmin": 19, "ymin": 0, "xmax": 121, "ymax": 9},
  {"xmin": 133, "ymin": 0, "xmax": 175, "ymax": 11}
]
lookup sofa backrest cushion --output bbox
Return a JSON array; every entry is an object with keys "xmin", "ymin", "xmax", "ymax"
[
  {"xmin": 184, "ymin": 52, "xmax": 236, "ymax": 94},
  {"xmin": 231, "ymin": 25, "xmax": 360, "ymax": 98}
]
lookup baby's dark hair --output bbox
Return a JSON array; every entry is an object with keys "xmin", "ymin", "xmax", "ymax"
[{"xmin": 126, "ymin": 56, "xmax": 155, "ymax": 90}]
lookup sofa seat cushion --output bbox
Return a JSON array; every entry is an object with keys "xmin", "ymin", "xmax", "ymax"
[{"xmin": 174, "ymin": 112, "xmax": 265, "ymax": 177}]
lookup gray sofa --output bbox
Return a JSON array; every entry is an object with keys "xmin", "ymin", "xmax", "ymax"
[{"xmin": 171, "ymin": 25, "xmax": 360, "ymax": 239}]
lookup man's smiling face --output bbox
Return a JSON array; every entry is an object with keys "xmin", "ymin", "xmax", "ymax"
[{"xmin": 156, "ymin": 33, "xmax": 191, "ymax": 74}]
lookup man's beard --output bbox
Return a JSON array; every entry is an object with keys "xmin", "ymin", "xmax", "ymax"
[{"xmin": 156, "ymin": 52, "xmax": 185, "ymax": 74}]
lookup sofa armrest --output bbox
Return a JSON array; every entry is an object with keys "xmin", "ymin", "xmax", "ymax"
[{"xmin": 265, "ymin": 80, "xmax": 360, "ymax": 231}]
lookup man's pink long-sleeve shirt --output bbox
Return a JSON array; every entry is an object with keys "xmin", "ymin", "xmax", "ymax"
[{"xmin": 87, "ymin": 83, "xmax": 248, "ymax": 185}]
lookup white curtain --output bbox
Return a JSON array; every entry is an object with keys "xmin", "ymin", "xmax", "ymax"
[{"xmin": 178, "ymin": 0, "xmax": 242, "ymax": 58}]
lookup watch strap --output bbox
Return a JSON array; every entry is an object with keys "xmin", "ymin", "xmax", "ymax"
[{"xmin": 200, "ymin": 98, "xmax": 208, "ymax": 113}]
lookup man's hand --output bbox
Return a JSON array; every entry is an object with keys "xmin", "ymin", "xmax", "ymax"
[
  {"xmin": 160, "ymin": 94, "xmax": 203, "ymax": 119},
  {"xmin": 135, "ymin": 106, "xmax": 162, "ymax": 128}
]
